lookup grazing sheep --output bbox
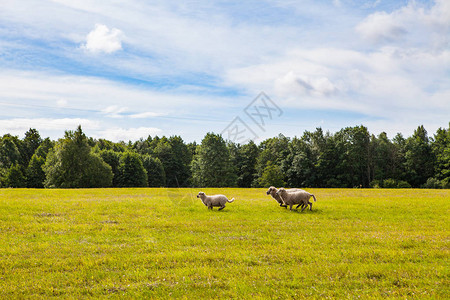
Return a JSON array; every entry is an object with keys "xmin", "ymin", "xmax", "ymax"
[
  {"xmin": 197, "ymin": 192, "xmax": 234, "ymax": 210},
  {"xmin": 276, "ymin": 188, "xmax": 317, "ymax": 211},
  {"xmin": 266, "ymin": 186, "xmax": 304, "ymax": 208}
]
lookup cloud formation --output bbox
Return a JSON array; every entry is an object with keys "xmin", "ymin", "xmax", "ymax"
[
  {"xmin": 82, "ymin": 24, "xmax": 123, "ymax": 53},
  {"xmin": 275, "ymin": 72, "xmax": 338, "ymax": 97},
  {"xmin": 0, "ymin": 0, "xmax": 449, "ymax": 141},
  {"xmin": 96, "ymin": 127, "xmax": 162, "ymax": 142},
  {"xmin": 356, "ymin": 0, "xmax": 450, "ymax": 48},
  {"xmin": 129, "ymin": 112, "xmax": 166, "ymax": 119},
  {"xmin": 0, "ymin": 118, "xmax": 100, "ymax": 137},
  {"xmin": 356, "ymin": 11, "xmax": 407, "ymax": 43}
]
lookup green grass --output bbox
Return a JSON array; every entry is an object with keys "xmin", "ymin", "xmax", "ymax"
[{"xmin": 0, "ymin": 188, "xmax": 448, "ymax": 299}]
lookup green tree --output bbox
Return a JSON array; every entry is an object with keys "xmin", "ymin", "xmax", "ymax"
[
  {"xmin": 186, "ymin": 142, "xmax": 198, "ymax": 160},
  {"xmin": 153, "ymin": 136, "xmax": 191, "ymax": 186},
  {"xmin": 341, "ymin": 126, "xmax": 371, "ymax": 187},
  {"xmin": 404, "ymin": 125, "xmax": 435, "ymax": 187},
  {"xmin": 432, "ymin": 124, "xmax": 450, "ymax": 181},
  {"xmin": 370, "ymin": 132, "xmax": 397, "ymax": 182},
  {"xmin": 22, "ymin": 128, "xmax": 42, "ymax": 166},
  {"xmin": 0, "ymin": 134, "xmax": 22, "ymax": 169},
  {"xmin": 169, "ymin": 136, "xmax": 192, "ymax": 186},
  {"xmin": 284, "ymin": 136, "xmax": 316, "ymax": 187},
  {"xmin": 392, "ymin": 133, "xmax": 408, "ymax": 181},
  {"xmin": 191, "ymin": 133, "xmax": 236, "ymax": 187},
  {"xmin": 316, "ymin": 132, "xmax": 348, "ymax": 187},
  {"xmin": 98, "ymin": 150, "xmax": 121, "ymax": 187},
  {"xmin": 43, "ymin": 126, "xmax": 113, "ymax": 188},
  {"xmin": 142, "ymin": 155, "xmax": 165, "ymax": 187},
  {"xmin": 116, "ymin": 152, "xmax": 148, "ymax": 187},
  {"xmin": 0, "ymin": 168, "xmax": 6, "ymax": 187},
  {"xmin": 4, "ymin": 164, "xmax": 26, "ymax": 188},
  {"xmin": 131, "ymin": 138, "xmax": 153, "ymax": 155},
  {"xmin": 93, "ymin": 138, "xmax": 126, "ymax": 153},
  {"xmin": 258, "ymin": 162, "xmax": 286, "ymax": 188},
  {"xmin": 34, "ymin": 138, "xmax": 54, "ymax": 159},
  {"xmin": 230, "ymin": 140, "xmax": 259, "ymax": 188},
  {"xmin": 254, "ymin": 134, "xmax": 290, "ymax": 186},
  {"xmin": 26, "ymin": 154, "xmax": 46, "ymax": 188}
]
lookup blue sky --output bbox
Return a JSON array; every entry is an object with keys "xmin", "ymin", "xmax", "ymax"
[{"xmin": 0, "ymin": 0, "xmax": 449, "ymax": 142}]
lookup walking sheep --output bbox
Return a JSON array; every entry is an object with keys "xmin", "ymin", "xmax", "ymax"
[
  {"xmin": 197, "ymin": 192, "xmax": 234, "ymax": 210},
  {"xmin": 266, "ymin": 186, "xmax": 304, "ymax": 208},
  {"xmin": 276, "ymin": 188, "xmax": 317, "ymax": 211}
]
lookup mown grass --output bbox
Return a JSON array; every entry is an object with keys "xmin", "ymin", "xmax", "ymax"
[{"xmin": 0, "ymin": 188, "xmax": 448, "ymax": 299}]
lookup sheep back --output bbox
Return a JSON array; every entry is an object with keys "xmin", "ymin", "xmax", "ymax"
[{"xmin": 205, "ymin": 194, "xmax": 229, "ymax": 206}]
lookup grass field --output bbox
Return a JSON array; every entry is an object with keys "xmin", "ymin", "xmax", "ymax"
[{"xmin": 0, "ymin": 188, "xmax": 448, "ymax": 299}]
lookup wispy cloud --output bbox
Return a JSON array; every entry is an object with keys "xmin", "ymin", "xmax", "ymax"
[
  {"xmin": 0, "ymin": 0, "xmax": 449, "ymax": 141},
  {"xmin": 129, "ymin": 112, "xmax": 166, "ymax": 119},
  {"xmin": 0, "ymin": 118, "xmax": 100, "ymax": 137},
  {"xmin": 101, "ymin": 105, "xmax": 128, "ymax": 118},
  {"xmin": 95, "ymin": 127, "xmax": 162, "ymax": 142}
]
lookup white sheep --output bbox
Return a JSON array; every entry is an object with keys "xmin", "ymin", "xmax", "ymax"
[
  {"xmin": 197, "ymin": 192, "xmax": 235, "ymax": 210},
  {"xmin": 266, "ymin": 186, "xmax": 304, "ymax": 208},
  {"xmin": 276, "ymin": 188, "xmax": 317, "ymax": 211}
]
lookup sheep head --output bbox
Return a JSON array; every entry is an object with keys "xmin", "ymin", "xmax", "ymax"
[
  {"xmin": 266, "ymin": 186, "xmax": 276, "ymax": 195},
  {"xmin": 275, "ymin": 188, "xmax": 286, "ymax": 196}
]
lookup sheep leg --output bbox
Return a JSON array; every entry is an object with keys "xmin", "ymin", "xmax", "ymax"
[
  {"xmin": 301, "ymin": 203, "xmax": 307, "ymax": 212},
  {"xmin": 295, "ymin": 203, "xmax": 306, "ymax": 210},
  {"xmin": 218, "ymin": 205, "xmax": 225, "ymax": 210},
  {"xmin": 289, "ymin": 204, "xmax": 294, "ymax": 211},
  {"xmin": 308, "ymin": 201, "xmax": 313, "ymax": 211}
]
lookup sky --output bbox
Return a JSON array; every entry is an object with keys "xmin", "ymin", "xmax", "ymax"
[{"xmin": 0, "ymin": 0, "xmax": 449, "ymax": 143}]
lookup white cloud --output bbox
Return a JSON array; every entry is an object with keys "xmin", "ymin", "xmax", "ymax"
[
  {"xmin": 356, "ymin": 0, "xmax": 450, "ymax": 48},
  {"xmin": 0, "ymin": 69, "xmax": 228, "ymax": 115},
  {"xmin": 428, "ymin": 0, "xmax": 450, "ymax": 27},
  {"xmin": 101, "ymin": 105, "xmax": 128, "ymax": 118},
  {"xmin": 56, "ymin": 98, "xmax": 68, "ymax": 107},
  {"xmin": 275, "ymin": 71, "xmax": 338, "ymax": 97},
  {"xmin": 129, "ymin": 112, "xmax": 166, "ymax": 119},
  {"xmin": 224, "ymin": 45, "xmax": 450, "ymax": 130},
  {"xmin": 82, "ymin": 24, "xmax": 123, "ymax": 54},
  {"xmin": 95, "ymin": 127, "xmax": 162, "ymax": 142},
  {"xmin": 356, "ymin": 11, "xmax": 407, "ymax": 43},
  {"xmin": 0, "ymin": 69, "xmax": 238, "ymax": 140},
  {"xmin": 0, "ymin": 117, "xmax": 162, "ymax": 142},
  {"xmin": 0, "ymin": 118, "xmax": 100, "ymax": 137},
  {"xmin": 332, "ymin": 0, "xmax": 342, "ymax": 8},
  {"xmin": 1, "ymin": 0, "xmax": 449, "ymax": 140}
]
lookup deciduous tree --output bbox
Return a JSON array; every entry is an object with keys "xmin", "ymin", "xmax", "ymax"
[{"xmin": 43, "ymin": 126, "xmax": 113, "ymax": 188}]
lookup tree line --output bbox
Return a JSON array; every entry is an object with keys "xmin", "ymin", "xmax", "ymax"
[{"xmin": 0, "ymin": 123, "xmax": 449, "ymax": 189}]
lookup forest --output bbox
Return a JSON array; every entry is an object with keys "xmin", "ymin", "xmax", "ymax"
[{"xmin": 0, "ymin": 123, "xmax": 449, "ymax": 189}]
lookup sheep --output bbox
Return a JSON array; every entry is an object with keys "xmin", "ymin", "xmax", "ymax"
[
  {"xmin": 275, "ymin": 188, "xmax": 317, "ymax": 211},
  {"xmin": 266, "ymin": 186, "xmax": 304, "ymax": 208},
  {"xmin": 197, "ymin": 192, "xmax": 234, "ymax": 210}
]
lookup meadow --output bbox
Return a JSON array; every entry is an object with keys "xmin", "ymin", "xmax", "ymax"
[{"xmin": 0, "ymin": 188, "xmax": 448, "ymax": 299}]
